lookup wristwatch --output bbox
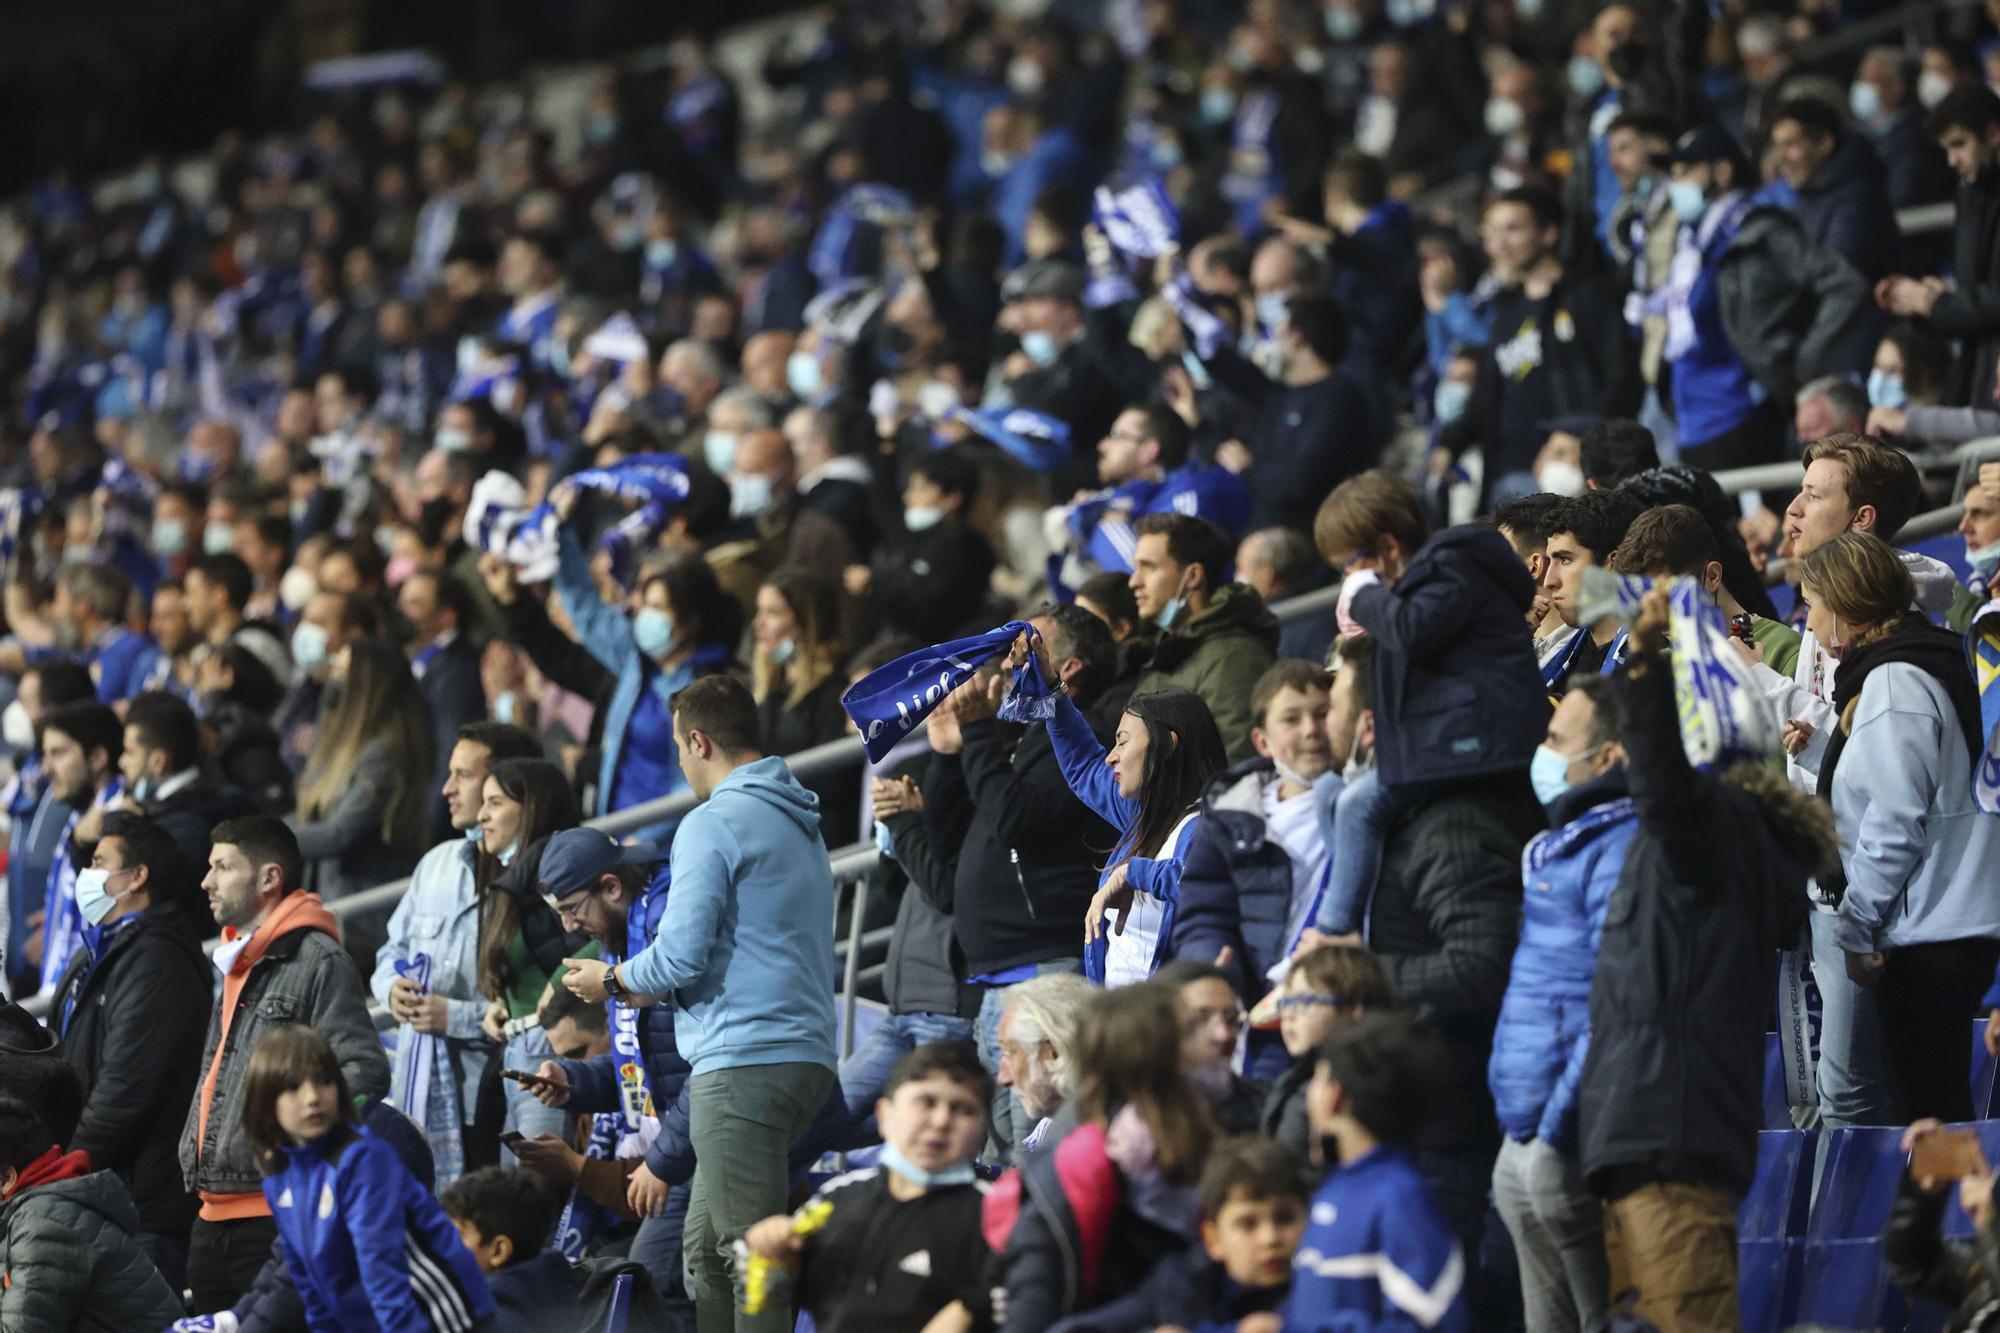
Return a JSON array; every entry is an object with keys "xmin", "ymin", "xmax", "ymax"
[{"xmin": 603, "ymin": 964, "xmax": 628, "ymax": 1003}]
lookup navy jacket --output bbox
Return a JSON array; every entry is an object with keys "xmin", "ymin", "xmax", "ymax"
[
  {"xmin": 262, "ymin": 1123, "xmax": 493, "ymax": 1332},
  {"xmin": 1795, "ymin": 131, "xmax": 1902, "ymax": 284},
  {"xmin": 1346, "ymin": 525, "xmax": 1546, "ymax": 796},
  {"xmin": 1178, "ymin": 759, "xmax": 1313, "ymax": 1006},
  {"xmin": 1487, "ymin": 774, "xmax": 1637, "ymax": 1150}
]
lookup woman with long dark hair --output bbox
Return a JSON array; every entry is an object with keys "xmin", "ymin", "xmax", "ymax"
[
  {"xmin": 468, "ymin": 757, "xmax": 586, "ymax": 1139},
  {"xmin": 1012, "ymin": 633, "xmax": 1228, "ymax": 985},
  {"xmin": 287, "ymin": 640, "xmax": 430, "ymax": 975}
]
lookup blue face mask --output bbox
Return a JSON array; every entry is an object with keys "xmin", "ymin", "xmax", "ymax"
[
  {"xmin": 1530, "ymin": 743, "xmax": 1574, "ymax": 806},
  {"xmin": 1155, "ymin": 570, "xmax": 1193, "ymax": 633},
  {"xmin": 1567, "ymin": 55, "xmax": 1606, "ymax": 99},
  {"xmin": 1199, "ymin": 88, "xmax": 1238, "ymax": 126},
  {"xmin": 787, "ymin": 351, "xmax": 822, "ymax": 399},
  {"xmin": 1969, "ymin": 538, "xmax": 2000, "ymax": 580},
  {"xmin": 1667, "ymin": 180, "xmax": 1708, "ymax": 224},
  {"xmin": 872, "ymin": 818, "xmax": 897, "ymax": 862},
  {"xmin": 203, "ymin": 523, "xmax": 234, "ymax": 557},
  {"xmin": 1254, "ymin": 292, "xmax": 1288, "ymax": 332},
  {"xmin": 878, "ymin": 1141, "xmax": 976, "ymax": 1189},
  {"xmin": 1020, "ymin": 331, "xmax": 1060, "ymax": 367},
  {"xmin": 633, "ymin": 606, "xmax": 676, "ymax": 659},
  {"xmin": 291, "ymin": 621, "xmax": 329, "ymax": 673},
  {"xmin": 770, "ymin": 638, "xmax": 796, "ymax": 665},
  {"xmin": 1849, "ymin": 81, "xmax": 1883, "ymax": 125},
  {"xmin": 1867, "ymin": 368, "xmax": 1908, "ymax": 410},
  {"xmin": 1633, "ymin": 175, "xmax": 1655, "ymax": 202},
  {"xmin": 1323, "ymin": 6, "xmax": 1364, "ymax": 40},
  {"xmin": 74, "ymin": 868, "xmax": 125, "ymax": 926},
  {"xmin": 1433, "ymin": 380, "xmax": 1471, "ymax": 424},
  {"xmin": 704, "ymin": 431, "xmax": 739, "ymax": 476},
  {"xmin": 152, "ymin": 517, "xmax": 187, "ymax": 558},
  {"xmin": 646, "ymin": 238, "xmax": 677, "ymax": 270},
  {"xmin": 464, "ymin": 824, "xmax": 484, "ymax": 844}
]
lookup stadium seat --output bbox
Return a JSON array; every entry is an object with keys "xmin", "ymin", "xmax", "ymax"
[
  {"xmin": 1736, "ymin": 1238, "xmax": 1801, "ymax": 1332},
  {"xmin": 1972, "ymin": 1020, "xmax": 1996, "ymax": 1120},
  {"xmin": 1807, "ymin": 1127, "xmax": 1911, "ymax": 1242},
  {"xmin": 1763, "ymin": 1031, "xmax": 1790, "ymax": 1131},
  {"xmin": 1741, "ymin": 1130, "xmax": 1816, "ymax": 1241},
  {"xmin": 1794, "ymin": 1239, "xmax": 1905, "ymax": 1330},
  {"xmin": 603, "ymin": 1272, "xmax": 633, "ymax": 1333}
]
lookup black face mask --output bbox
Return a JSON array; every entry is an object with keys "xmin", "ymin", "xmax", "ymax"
[{"xmin": 416, "ymin": 496, "xmax": 457, "ymax": 548}]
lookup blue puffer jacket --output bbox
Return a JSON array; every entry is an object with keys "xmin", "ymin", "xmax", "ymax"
[
  {"xmin": 1346, "ymin": 524, "xmax": 1545, "ymax": 795},
  {"xmin": 1178, "ymin": 759, "xmax": 1312, "ymax": 1004},
  {"xmin": 1488, "ymin": 773, "xmax": 1638, "ymax": 1151}
]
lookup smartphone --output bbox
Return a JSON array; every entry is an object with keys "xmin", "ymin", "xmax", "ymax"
[
  {"xmin": 498, "ymin": 1130, "xmax": 526, "ymax": 1148},
  {"xmin": 501, "ymin": 1068, "xmax": 553, "ymax": 1091},
  {"xmin": 1911, "ymin": 1128, "xmax": 1988, "ymax": 1181}
]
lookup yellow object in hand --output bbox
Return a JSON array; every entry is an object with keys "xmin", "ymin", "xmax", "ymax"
[{"xmin": 740, "ymin": 1198, "xmax": 835, "ymax": 1315}]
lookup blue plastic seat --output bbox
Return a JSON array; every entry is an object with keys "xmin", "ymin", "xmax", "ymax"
[
  {"xmin": 603, "ymin": 1272, "xmax": 633, "ymax": 1333},
  {"xmin": 1794, "ymin": 1239, "xmax": 1905, "ymax": 1329},
  {"xmin": 1740, "ymin": 1129, "xmax": 1816, "ymax": 1241},
  {"xmin": 1972, "ymin": 1019, "xmax": 1996, "ymax": 1120},
  {"xmin": 1807, "ymin": 1127, "xmax": 1911, "ymax": 1242},
  {"xmin": 1737, "ymin": 1238, "xmax": 1800, "ymax": 1332},
  {"xmin": 1763, "ymin": 1031, "xmax": 1790, "ymax": 1131}
]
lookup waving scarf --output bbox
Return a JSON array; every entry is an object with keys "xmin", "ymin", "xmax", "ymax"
[
  {"xmin": 950, "ymin": 407, "xmax": 1072, "ymax": 473},
  {"xmin": 1092, "ymin": 179, "xmax": 1180, "ymax": 260},
  {"xmin": 842, "ymin": 621, "xmax": 1053, "ymax": 762},
  {"xmin": 1973, "ymin": 606, "xmax": 2000, "ymax": 816}
]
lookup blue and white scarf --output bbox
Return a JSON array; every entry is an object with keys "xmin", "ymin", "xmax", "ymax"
[
  {"xmin": 1092, "ymin": 179, "xmax": 1180, "ymax": 260},
  {"xmin": 948, "ymin": 407, "xmax": 1072, "ymax": 473},
  {"xmin": 842, "ymin": 621, "xmax": 1053, "ymax": 763},
  {"xmin": 1971, "ymin": 605, "xmax": 2000, "ymax": 815},
  {"xmin": 392, "ymin": 953, "xmax": 466, "ymax": 1189},
  {"xmin": 39, "ymin": 778, "xmax": 122, "ymax": 996}
]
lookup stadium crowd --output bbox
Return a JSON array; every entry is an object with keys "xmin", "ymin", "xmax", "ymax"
[{"xmin": 5, "ymin": 0, "xmax": 2000, "ymax": 1329}]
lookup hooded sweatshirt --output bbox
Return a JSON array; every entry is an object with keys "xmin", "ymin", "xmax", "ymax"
[
  {"xmin": 622, "ymin": 755, "xmax": 838, "ymax": 1075},
  {"xmin": 194, "ymin": 890, "xmax": 343, "ymax": 1221}
]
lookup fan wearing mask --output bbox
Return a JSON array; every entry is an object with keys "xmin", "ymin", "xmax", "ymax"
[
  {"xmin": 749, "ymin": 570, "xmax": 847, "ymax": 768},
  {"xmin": 549, "ymin": 480, "xmax": 739, "ymax": 845},
  {"xmin": 845, "ymin": 447, "xmax": 997, "ymax": 645}
]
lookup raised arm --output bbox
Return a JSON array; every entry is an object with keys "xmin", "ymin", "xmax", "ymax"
[{"xmin": 1045, "ymin": 689, "xmax": 1137, "ymax": 832}]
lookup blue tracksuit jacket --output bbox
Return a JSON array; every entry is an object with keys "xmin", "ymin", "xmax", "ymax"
[{"xmin": 1283, "ymin": 1147, "xmax": 1469, "ymax": 1331}]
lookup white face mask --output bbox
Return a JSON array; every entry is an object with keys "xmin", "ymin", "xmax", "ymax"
[
  {"xmin": 2, "ymin": 700, "xmax": 33, "ymax": 752},
  {"xmin": 279, "ymin": 566, "xmax": 318, "ymax": 613},
  {"xmin": 1537, "ymin": 460, "xmax": 1587, "ymax": 497}
]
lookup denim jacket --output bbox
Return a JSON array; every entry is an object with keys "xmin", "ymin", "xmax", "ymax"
[{"xmin": 369, "ymin": 835, "xmax": 489, "ymax": 1115}]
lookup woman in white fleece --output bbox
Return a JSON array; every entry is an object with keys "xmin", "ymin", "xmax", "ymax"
[{"xmin": 1802, "ymin": 532, "xmax": 1999, "ymax": 1124}]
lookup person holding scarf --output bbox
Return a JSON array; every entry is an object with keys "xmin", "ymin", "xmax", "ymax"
[
  {"xmin": 1803, "ymin": 532, "xmax": 2000, "ymax": 1123},
  {"xmin": 1008, "ymin": 633, "xmax": 1228, "ymax": 988},
  {"xmin": 548, "ymin": 479, "xmax": 740, "ymax": 846},
  {"xmin": 527, "ymin": 828, "xmax": 694, "ymax": 1313},
  {"xmin": 369, "ymin": 721, "xmax": 542, "ymax": 1192}
]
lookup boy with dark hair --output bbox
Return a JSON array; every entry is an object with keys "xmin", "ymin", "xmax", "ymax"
[
  {"xmin": 1577, "ymin": 420, "xmax": 1660, "ymax": 490},
  {"xmin": 1541, "ymin": 488, "xmax": 1649, "ymax": 688},
  {"xmin": 0, "ymin": 1094, "xmax": 185, "ymax": 1329},
  {"xmin": 743, "ymin": 1041, "xmax": 995, "ymax": 1333},
  {"xmin": 441, "ymin": 1166, "xmax": 583, "ymax": 1329},
  {"xmin": 1285, "ymin": 1014, "xmax": 1468, "ymax": 1331}
]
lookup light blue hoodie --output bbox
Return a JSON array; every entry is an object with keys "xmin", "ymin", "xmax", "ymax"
[
  {"xmin": 621, "ymin": 756, "xmax": 838, "ymax": 1075},
  {"xmin": 1831, "ymin": 662, "xmax": 2000, "ymax": 955}
]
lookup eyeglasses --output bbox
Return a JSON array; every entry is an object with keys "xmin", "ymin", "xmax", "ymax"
[
  {"xmin": 1276, "ymin": 993, "xmax": 1344, "ymax": 1015},
  {"xmin": 545, "ymin": 885, "xmax": 603, "ymax": 925}
]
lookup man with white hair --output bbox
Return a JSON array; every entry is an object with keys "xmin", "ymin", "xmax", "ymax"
[
  {"xmin": 659, "ymin": 337, "xmax": 726, "ymax": 439},
  {"xmin": 995, "ymin": 972, "xmax": 1096, "ymax": 1155},
  {"xmin": 697, "ymin": 385, "xmax": 774, "ymax": 479}
]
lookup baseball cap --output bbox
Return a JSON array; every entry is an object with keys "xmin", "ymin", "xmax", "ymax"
[
  {"xmin": 537, "ymin": 828, "xmax": 659, "ymax": 905},
  {"xmin": 1650, "ymin": 124, "xmax": 1747, "ymax": 172}
]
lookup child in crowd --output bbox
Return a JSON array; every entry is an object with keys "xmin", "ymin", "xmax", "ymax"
[
  {"xmin": 1286, "ymin": 1012, "xmax": 1469, "ymax": 1331},
  {"xmin": 1258, "ymin": 943, "xmax": 1395, "ymax": 1168},
  {"xmin": 1091, "ymin": 1136, "xmax": 1308, "ymax": 1333},
  {"xmin": 744, "ymin": 1040, "xmax": 995, "ymax": 1333},
  {"xmin": 245, "ymin": 1025, "xmax": 495, "ymax": 1332},
  {"xmin": 440, "ymin": 1166, "xmax": 577, "ymax": 1329},
  {"xmin": 0, "ymin": 1094, "xmax": 183, "ymax": 1330}
]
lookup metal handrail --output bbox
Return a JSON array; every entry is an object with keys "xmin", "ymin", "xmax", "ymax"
[{"xmin": 1714, "ymin": 435, "xmax": 2000, "ymax": 501}]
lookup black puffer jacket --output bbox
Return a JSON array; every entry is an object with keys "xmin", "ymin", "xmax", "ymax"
[
  {"xmin": 1579, "ymin": 658, "xmax": 1818, "ymax": 1200},
  {"xmin": 1368, "ymin": 783, "xmax": 1541, "ymax": 1156},
  {"xmin": 51, "ymin": 901, "xmax": 209, "ymax": 1237},
  {"xmin": 0, "ymin": 1169, "xmax": 184, "ymax": 1330}
]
